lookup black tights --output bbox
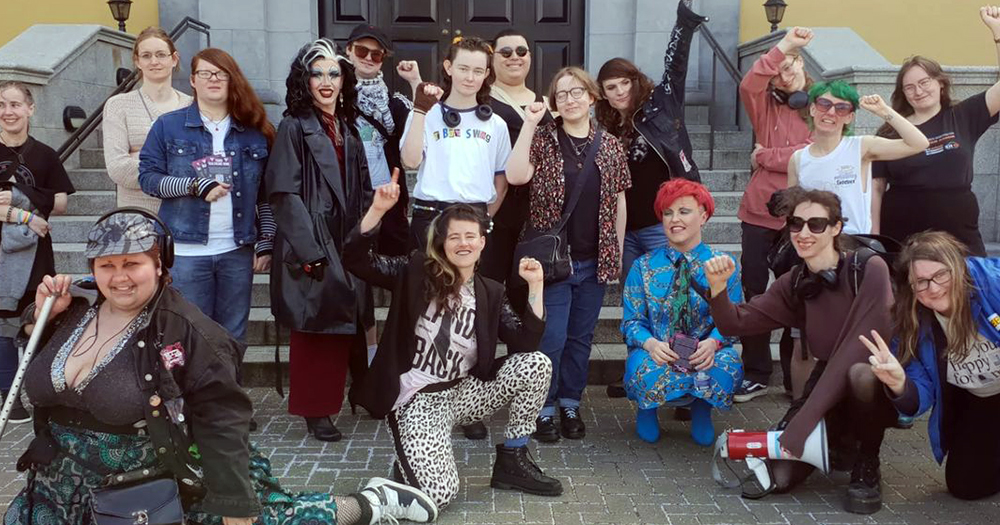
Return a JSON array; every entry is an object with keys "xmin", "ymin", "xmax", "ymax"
[{"xmin": 772, "ymin": 362, "xmax": 896, "ymax": 492}]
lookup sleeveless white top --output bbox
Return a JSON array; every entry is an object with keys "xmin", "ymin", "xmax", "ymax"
[{"xmin": 797, "ymin": 136, "xmax": 871, "ymax": 235}]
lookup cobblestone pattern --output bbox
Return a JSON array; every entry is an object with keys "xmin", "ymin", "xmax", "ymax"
[{"xmin": 2, "ymin": 386, "xmax": 998, "ymax": 524}]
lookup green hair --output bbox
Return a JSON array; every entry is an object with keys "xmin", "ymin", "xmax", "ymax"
[{"xmin": 808, "ymin": 80, "xmax": 859, "ymax": 135}]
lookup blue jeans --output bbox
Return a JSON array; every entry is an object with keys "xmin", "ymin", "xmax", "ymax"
[
  {"xmin": 621, "ymin": 224, "xmax": 668, "ymax": 282},
  {"xmin": 538, "ymin": 259, "xmax": 606, "ymax": 416},
  {"xmin": 171, "ymin": 246, "xmax": 254, "ymax": 342},
  {"xmin": 0, "ymin": 336, "xmax": 16, "ymax": 391}
]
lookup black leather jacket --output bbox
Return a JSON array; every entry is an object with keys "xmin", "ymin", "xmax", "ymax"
[
  {"xmin": 342, "ymin": 224, "xmax": 546, "ymax": 419},
  {"xmin": 21, "ymin": 285, "xmax": 259, "ymax": 517},
  {"xmin": 631, "ymin": 0, "xmax": 706, "ymax": 183},
  {"xmin": 265, "ymin": 111, "xmax": 375, "ymax": 334}
]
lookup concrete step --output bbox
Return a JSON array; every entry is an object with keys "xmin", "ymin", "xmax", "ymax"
[
  {"xmin": 66, "ymin": 191, "xmax": 116, "ymax": 216},
  {"xmin": 692, "ymin": 149, "xmax": 750, "ymax": 170},
  {"xmin": 689, "ymin": 130, "xmax": 753, "ymax": 151},
  {"xmin": 240, "ymin": 340, "xmax": 783, "ymax": 387},
  {"xmin": 67, "ymin": 168, "xmax": 115, "ymax": 191},
  {"xmin": 700, "ymin": 169, "xmax": 752, "ymax": 193},
  {"xmin": 79, "ymin": 148, "xmax": 105, "ymax": 170}
]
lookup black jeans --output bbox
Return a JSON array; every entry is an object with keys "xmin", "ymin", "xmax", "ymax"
[
  {"xmin": 944, "ymin": 386, "xmax": 1000, "ymax": 500},
  {"xmin": 739, "ymin": 222, "xmax": 794, "ymax": 387}
]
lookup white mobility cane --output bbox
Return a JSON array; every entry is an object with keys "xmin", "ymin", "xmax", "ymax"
[{"xmin": 0, "ymin": 294, "xmax": 56, "ymax": 440}]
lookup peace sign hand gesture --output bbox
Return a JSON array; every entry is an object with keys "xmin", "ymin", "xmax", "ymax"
[{"xmin": 858, "ymin": 329, "xmax": 907, "ymax": 396}]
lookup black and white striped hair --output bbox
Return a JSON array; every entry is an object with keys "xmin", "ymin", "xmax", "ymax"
[{"xmin": 284, "ymin": 38, "xmax": 359, "ymax": 126}]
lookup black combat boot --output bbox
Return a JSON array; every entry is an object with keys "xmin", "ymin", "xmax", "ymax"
[
  {"xmin": 844, "ymin": 453, "xmax": 882, "ymax": 514},
  {"xmin": 490, "ymin": 444, "xmax": 563, "ymax": 496}
]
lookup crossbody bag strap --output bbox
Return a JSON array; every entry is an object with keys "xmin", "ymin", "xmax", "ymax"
[{"xmin": 550, "ymin": 129, "xmax": 603, "ymax": 234}]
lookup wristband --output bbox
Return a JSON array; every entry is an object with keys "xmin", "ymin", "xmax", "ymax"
[
  {"xmin": 188, "ymin": 178, "xmax": 200, "ymax": 197},
  {"xmin": 4, "ymin": 206, "xmax": 12, "ymax": 223},
  {"xmin": 413, "ymin": 82, "xmax": 440, "ymax": 113}
]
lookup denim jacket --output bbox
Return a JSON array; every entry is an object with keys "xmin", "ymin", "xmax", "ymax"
[
  {"xmin": 893, "ymin": 257, "xmax": 1000, "ymax": 463},
  {"xmin": 139, "ymin": 103, "xmax": 274, "ymax": 254}
]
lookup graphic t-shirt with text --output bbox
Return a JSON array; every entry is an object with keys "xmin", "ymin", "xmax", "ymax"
[
  {"xmin": 394, "ymin": 282, "xmax": 478, "ymax": 409},
  {"xmin": 936, "ymin": 311, "xmax": 1000, "ymax": 397}
]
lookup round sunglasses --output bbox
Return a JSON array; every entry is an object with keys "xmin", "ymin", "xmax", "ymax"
[{"xmin": 497, "ymin": 46, "xmax": 529, "ymax": 59}]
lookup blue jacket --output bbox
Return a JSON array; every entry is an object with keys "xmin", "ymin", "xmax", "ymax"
[
  {"xmin": 895, "ymin": 257, "xmax": 1000, "ymax": 463},
  {"xmin": 138, "ymin": 103, "xmax": 273, "ymax": 253}
]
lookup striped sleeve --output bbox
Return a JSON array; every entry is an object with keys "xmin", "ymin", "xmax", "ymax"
[
  {"xmin": 155, "ymin": 177, "xmax": 218, "ymax": 199},
  {"xmin": 254, "ymin": 201, "xmax": 275, "ymax": 255}
]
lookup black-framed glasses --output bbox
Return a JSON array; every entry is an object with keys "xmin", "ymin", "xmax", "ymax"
[
  {"xmin": 910, "ymin": 268, "xmax": 952, "ymax": 292},
  {"xmin": 787, "ymin": 216, "xmax": 833, "ymax": 234},
  {"xmin": 814, "ymin": 98, "xmax": 854, "ymax": 116},
  {"xmin": 497, "ymin": 46, "xmax": 529, "ymax": 58},
  {"xmin": 351, "ymin": 44, "xmax": 387, "ymax": 64},
  {"xmin": 194, "ymin": 69, "xmax": 230, "ymax": 81},
  {"xmin": 554, "ymin": 87, "xmax": 587, "ymax": 103}
]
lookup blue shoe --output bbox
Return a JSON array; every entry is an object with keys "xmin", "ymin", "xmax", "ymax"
[
  {"xmin": 635, "ymin": 407, "xmax": 660, "ymax": 443},
  {"xmin": 690, "ymin": 399, "xmax": 715, "ymax": 447}
]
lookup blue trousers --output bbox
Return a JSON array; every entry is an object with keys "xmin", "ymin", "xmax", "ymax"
[
  {"xmin": 538, "ymin": 259, "xmax": 606, "ymax": 415},
  {"xmin": 621, "ymin": 224, "xmax": 669, "ymax": 282},
  {"xmin": 171, "ymin": 246, "xmax": 254, "ymax": 342}
]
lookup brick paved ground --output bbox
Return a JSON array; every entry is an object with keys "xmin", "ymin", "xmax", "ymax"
[{"xmin": 2, "ymin": 385, "xmax": 999, "ymax": 524}]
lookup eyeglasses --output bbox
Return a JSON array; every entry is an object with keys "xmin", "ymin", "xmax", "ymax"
[
  {"xmin": 138, "ymin": 52, "xmax": 172, "ymax": 62},
  {"xmin": 309, "ymin": 68, "xmax": 342, "ymax": 83},
  {"xmin": 902, "ymin": 77, "xmax": 936, "ymax": 96},
  {"xmin": 814, "ymin": 98, "xmax": 854, "ymax": 116},
  {"xmin": 554, "ymin": 87, "xmax": 587, "ymax": 103},
  {"xmin": 910, "ymin": 268, "xmax": 952, "ymax": 292},
  {"xmin": 787, "ymin": 216, "xmax": 833, "ymax": 234},
  {"xmin": 351, "ymin": 44, "xmax": 387, "ymax": 64},
  {"xmin": 194, "ymin": 70, "xmax": 230, "ymax": 81},
  {"xmin": 497, "ymin": 46, "xmax": 529, "ymax": 59}
]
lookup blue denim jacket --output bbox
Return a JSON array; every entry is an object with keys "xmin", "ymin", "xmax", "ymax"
[{"xmin": 139, "ymin": 103, "xmax": 272, "ymax": 250}]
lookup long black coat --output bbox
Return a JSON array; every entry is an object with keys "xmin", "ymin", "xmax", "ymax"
[
  {"xmin": 265, "ymin": 112, "xmax": 374, "ymax": 334},
  {"xmin": 342, "ymin": 224, "xmax": 546, "ymax": 419}
]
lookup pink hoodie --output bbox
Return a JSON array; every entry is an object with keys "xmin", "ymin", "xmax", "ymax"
[{"xmin": 737, "ymin": 46, "xmax": 812, "ymax": 231}]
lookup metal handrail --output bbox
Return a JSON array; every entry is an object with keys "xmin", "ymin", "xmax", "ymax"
[
  {"xmin": 56, "ymin": 17, "xmax": 211, "ymax": 164},
  {"xmin": 697, "ymin": 24, "xmax": 742, "ymax": 170}
]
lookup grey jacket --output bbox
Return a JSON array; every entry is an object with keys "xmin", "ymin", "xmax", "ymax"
[{"xmin": 0, "ymin": 187, "xmax": 38, "ymax": 311}]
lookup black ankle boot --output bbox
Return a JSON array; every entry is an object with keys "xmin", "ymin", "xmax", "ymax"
[
  {"xmin": 304, "ymin": 416, "xmax": 342, "ymax": 442},
  {"xmin": 490, "ymin": 444, "xmax": 563, "ymax": 496},
  {"xmin": 845, "ymin": 453, "xmax": 882, "ymax": 514},
  {"xmin": 462, "ymin": 421, "xmax": 488, "ymax": 440},
  {"xmin": 531, "ymin": 416, "xmax": 560, "ymax": 443}
]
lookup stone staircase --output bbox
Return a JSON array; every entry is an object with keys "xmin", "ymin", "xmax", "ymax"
[{"xmin": 55, "ymin": 105, "xmax": 770, "ymax": 387}]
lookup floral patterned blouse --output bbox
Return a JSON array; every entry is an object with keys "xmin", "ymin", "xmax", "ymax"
[{"xmin": 526, "ymin": 119, "xmax": 631, "ymax": 283}]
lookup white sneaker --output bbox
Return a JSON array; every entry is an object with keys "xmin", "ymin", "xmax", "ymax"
[{"xmin": 359, "ymin": 477, "xmax": 438, "ymax": 524}]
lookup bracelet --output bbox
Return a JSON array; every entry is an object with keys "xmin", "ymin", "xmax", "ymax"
[
  {"xmin": 413, "ymin": 109, "xmax": 426, "ymax": 116},
  {"xmin": 15, "ymin": 210, "xmax": 24, "ymax": 224},
  {"xmin": 4, "ymin": 206, "xmax": 12, "ymax": 223},
  {"xmin": 25, "ymin": 212, "xmax": 33, "ymax": 225}
]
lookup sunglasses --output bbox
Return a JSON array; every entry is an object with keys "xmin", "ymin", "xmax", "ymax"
[
  {"xmin": 813, "ymin": 98, "xmax": 854, "ymax": 116},
  {"xmin": 497, "ymin": 46, "xmax": 529, "ymax": 59},
  {"xmin": 787, "ymin": 216, "xmax": 834, "ymax": 234},
  {"xmin": 351, "ymin": 44, "xmax": 387, "ymax": 64}
]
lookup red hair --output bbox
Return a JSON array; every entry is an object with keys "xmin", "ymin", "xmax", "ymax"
[
  {"xmin": 653, "ymin": 179, "xmax": 714, "ymax": 221},
  {"xmin": 190, "ymin": 48, "xmax": 275, "ymax": 146}
]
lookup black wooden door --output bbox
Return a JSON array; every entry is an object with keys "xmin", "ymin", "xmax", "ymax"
[{"xmin": 319, "ymin": 0, "xmax": 584, "ymax": 97}]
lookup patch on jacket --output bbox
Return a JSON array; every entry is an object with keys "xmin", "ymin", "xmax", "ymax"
[
  {"xmin": 160, "ymin": 342, "xmax": 186, "ymax": 370},
  {"xmin": 629, "ymin": 135, "xmax": 649, "ymax": 163},
  {"xmin": 989, "ymin": 313, "xmax": 1000, "ymax": 331}
]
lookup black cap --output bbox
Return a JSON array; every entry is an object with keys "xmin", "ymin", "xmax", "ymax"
[{"xmin": 347, "ymin": 24, "xmax": 392, "ymax": 52}]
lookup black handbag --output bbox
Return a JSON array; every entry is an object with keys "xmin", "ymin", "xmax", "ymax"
[
  {"xmin": 90, "ymin": 478, "xmax": 185, "ymax": 525},
  {"xmin": 511, "ymin": 130, "xmax": 603, "ymax": 285}
]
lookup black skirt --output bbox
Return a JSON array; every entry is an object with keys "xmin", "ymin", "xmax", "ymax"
[{"xmin": 880, "ymin": 187, "xmax": 986, "ymax": 256}]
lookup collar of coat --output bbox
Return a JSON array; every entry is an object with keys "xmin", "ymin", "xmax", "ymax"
[{"xmin": 297, "ymin": 110, "xmax": 352, "ymax": 210}]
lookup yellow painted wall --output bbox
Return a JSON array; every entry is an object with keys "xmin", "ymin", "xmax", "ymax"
[
  {"xmin": 0, "ymin": 0, "xmax": 159, "ymax": 48},
  {"xmin": 740, "ymin": 0, "xmax": 998, "ymax": 66}
]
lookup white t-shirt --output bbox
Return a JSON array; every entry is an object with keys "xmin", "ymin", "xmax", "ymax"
[
  {"xmin": 402, "ymin": 102, "xmax": 511, "ymax": 204},
  {"xmin": 935, "ymin": 312, "xmax": 1000, "ymax": 397},
  {"xmin": 796, "ymin": 136, "xmax": 872, "ymax": 235},
  {"xmin": 175, "ymin": 114, "xmax": 238, "ymax": 257},
  {"xmin": 394, "ymin": 282, "xmax": 478, "ymax": 409}
]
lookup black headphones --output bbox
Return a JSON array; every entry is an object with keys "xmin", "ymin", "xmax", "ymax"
[
  {"xmin": 93, "ymin": 207, "xmax": 175, "ymax": 269},
  {"xmin": 771, "ymin": 87, "xmax": 809, "ymax": 110},
  {"xmin": 793, "ymin": 254, "xmax": 843, "ymax": 301},
  {"xmin": 440, "ymin": 103, "xmax": 493, "ymax": 128}
]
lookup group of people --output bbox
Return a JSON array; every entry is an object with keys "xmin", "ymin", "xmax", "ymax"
[{"xmin": 1, "ymin": 1, "xmax": 1000, "ymax": 523}]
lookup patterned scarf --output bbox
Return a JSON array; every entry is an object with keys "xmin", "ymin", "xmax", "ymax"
[
  {"xmin": 356, "ymin": 72, "xmax": 395, "ymax": 148},
  {"xmin": 669, "ymin": 254, "xmax": 695, "ymax": 336}
]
